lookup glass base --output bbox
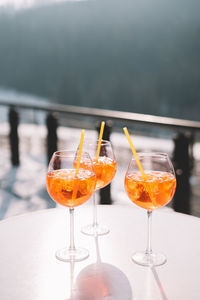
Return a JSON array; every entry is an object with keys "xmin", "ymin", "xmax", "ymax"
[
  {"xmin": 55, "ymin": 247, "xmax": 89, "ymax": 262},
  {"xmin": 132, "ymin": 251, "xmax": 167, "ymax": 267},
  {"xmin": 81, "ymin": 223, "xmax": 109, "ymax": 236}
]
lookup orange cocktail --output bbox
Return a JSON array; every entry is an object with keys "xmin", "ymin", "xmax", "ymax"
[
  {"xmin": 46, "ymin": 169, "xmax": 96, "ymax": 208},
  {"xmin": 74, "ymin": 157, "xmax": 117, "ymax": 190},
  {"xmin": 125, "ymin": 170, "xmax": 176, "ymax": 210},
  {"xmin": 79, "ymin": 139, "xmax": 117, "ymax": 236},
  {"xmin": 46, "ymin": 148, "xmax": 96, "ymax": 262},
  {"xmin": 92, "ymin": 157, "xmax": 117, "ymax": 189}
]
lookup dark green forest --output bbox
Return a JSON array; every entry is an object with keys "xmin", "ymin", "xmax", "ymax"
[{"xmin": 0, "ymin": 0, "xmax": 200, "ymax": 120}]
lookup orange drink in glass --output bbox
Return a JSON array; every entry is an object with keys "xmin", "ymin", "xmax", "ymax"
[
  {"xmin": 92, "ymin": 157, "xmax": 117, "ymax": 190},
  {"xmin": 46, "ymin": 150, "xmax": 96, "ymax": 262},
  {"xmin": 46, "ymin": 169, "xmax": 96, "ymax": 208},
  {"xmin": 125, "ymin": 171, "xmax": 176, "ymax": 210},
  {"xmin": 77, "ymin": 156, "xmax": 117, "ymax": 190},
  {"xmin": 78, "ymin": 140, "xmax": 117, "ymax": 236},
  {"xmin": 124, "ymin": 152, "xmax": 176, "ymax": 266}
]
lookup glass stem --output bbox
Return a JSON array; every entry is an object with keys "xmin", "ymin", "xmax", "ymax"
[
  {"xmin": 69, "ymin": 208, "xmax": 75, "ymax": 251},
  {"xmin": 146, "ymin": 210, "xmax": 152, "ymax": 255},
  {"xmin": 92, "ymin": 192, "xmax": 98, "ymax": 228}
]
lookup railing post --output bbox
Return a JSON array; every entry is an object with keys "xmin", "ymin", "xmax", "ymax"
[
  {"xmin": 9, "ymin": 107, "xmax": 19, "ymax": 166},
  {"xmin": 172, "ymin": 132, "xmax": 194, "ymax": 214},
  {"xmin": 96, "ymin": 120, "xmax": 113, "ymax": 205},
  {"xmin": 46, "ymin": 113, "xmax": 58, "ymax": 165}
]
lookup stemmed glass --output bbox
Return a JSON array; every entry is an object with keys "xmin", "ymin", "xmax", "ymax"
[
  {"xmin": 46, "ymin": 150, "xmax": 96, "ymax": 262},
  {"xmin": 124, "ymin": 152, "xmax": 176, "ymax": 266},
  {"xmin": 80, "ymin": 140, "xmax": 117, "ymax": 236}
]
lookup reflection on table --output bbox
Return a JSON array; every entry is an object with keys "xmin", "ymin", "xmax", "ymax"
[{"xmin": 69, "ymin": 235, "xmax": 132, "ymax": 300}]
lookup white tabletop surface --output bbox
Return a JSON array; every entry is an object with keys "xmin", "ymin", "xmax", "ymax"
[{"xmin": 0, "ymin": 204, "xmax": 200, "ymax": 300}]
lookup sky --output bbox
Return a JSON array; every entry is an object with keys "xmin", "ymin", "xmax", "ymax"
[
  {"xmin": 0, "ymin": 0, "xmax": 84, "ymax": 10},
  {"xmin": 0, "ymin": 0, "xmax": 36, "ymax": 9}
]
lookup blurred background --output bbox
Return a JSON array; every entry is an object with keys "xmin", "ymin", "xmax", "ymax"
[{"xmin": 0, "ymin": 0, "xmax": 200, "ymax": 219}]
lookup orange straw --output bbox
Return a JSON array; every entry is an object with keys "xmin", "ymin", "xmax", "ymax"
[
  {"xmin": 123, "ymin": 127, "xmax": 147, "ymax": 180},
  {"xmin": 75, "ymin": 129, "xmax": 85, "ymax": 175},
  {"xmin": 96, "ymin": 121, "xmax": 105, "ymax": 161}
]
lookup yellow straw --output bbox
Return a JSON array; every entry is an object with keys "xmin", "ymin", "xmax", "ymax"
[
  {"xmin": 75, "ymin": 129, "xmax": 85, "ymax": 174},
  {"xmin": 72, "ymin": 129, "xmax": 85, "ymax": 199},
  {"xmin": 96, "ymin": 121, "xmax": 105, "ymax": 161},
  {"xmin": 123, "ymin": 127, "xmax": 157, "ymax": 207},
  {"xmin": 123, "ymin": 127, "xmax": 147, "ymax": 180}
]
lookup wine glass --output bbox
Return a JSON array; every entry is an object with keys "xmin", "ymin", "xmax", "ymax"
[
  {"xmin": 80, "ymin": 139, "xmax": 117, "ymax": 236},
  {"xmin": 46, "ymin": 150, "xmax": 96, "ymax": 262},
  {"xmin": 124, "ymin": 152, "xmax": 176, "ymax": 266}
]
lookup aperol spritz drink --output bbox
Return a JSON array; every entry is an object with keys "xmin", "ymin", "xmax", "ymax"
[
  {"xmin": 79, "ymin": 140, "xmax": 117, "ymax": 236},
  {"xmin": 46, "ymin": 150, "xmax": 96, "ymax": 262},
  {"xmin": 77, "ymin": 156, "xmax": 117, "ymax": 190},
  {"xmin": 125, "ymin": 153, "xmax": 176, "ymax": 266},
  {"xmin": 125, "ymin": 171, "xmax": 176, "ymax": 210},
  {"xmin": 46, "ymin": 169, "xmax": 96, "ymax": 208}
]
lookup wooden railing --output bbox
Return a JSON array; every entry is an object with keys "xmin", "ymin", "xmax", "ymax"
[{"xmin": 1, "ymin": 99, "xmax": 200, "ymax": 214}]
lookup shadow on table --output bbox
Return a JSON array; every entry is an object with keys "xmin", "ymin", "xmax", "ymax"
[
  {"xmin": 67, "ymin": 236, "xmax": 133, "ymax": 300},
  {"xmin": 151, "ymin": 267, "xmax": 168, "ymax": 300}
]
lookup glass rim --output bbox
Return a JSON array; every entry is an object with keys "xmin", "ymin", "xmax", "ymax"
[
  {"xmin": 83, "ymin": 139, "xmax": 111, "ymax": 145},
  {"xmin": 132, "ymin": 152, "xmax": 169, "ymax": 159},
  {"xmin": 53, "ymin": 150, "xmax": 91, "ymax": 158}
]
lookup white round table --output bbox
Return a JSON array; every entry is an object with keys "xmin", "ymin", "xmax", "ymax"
[{"xmin": 0, "ymin": 205, "xmax": 199, "ymax": 300}]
